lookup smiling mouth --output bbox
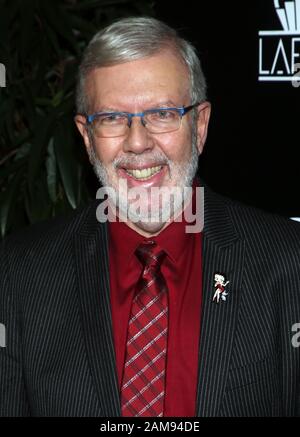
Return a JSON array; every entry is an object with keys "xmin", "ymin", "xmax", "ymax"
[{"xmin": 124, "ymin": 165, "xmax": 163, "ymax": 180}]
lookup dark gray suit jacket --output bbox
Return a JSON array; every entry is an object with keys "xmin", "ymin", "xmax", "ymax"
[{"xmin": 1, "ymin": 186, "xmax": 300, "ymax": 417}]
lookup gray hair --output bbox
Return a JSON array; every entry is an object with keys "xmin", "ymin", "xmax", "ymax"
[{"xmin": 76, "ymin": 16, "xmax": 207, "ymax": 114}]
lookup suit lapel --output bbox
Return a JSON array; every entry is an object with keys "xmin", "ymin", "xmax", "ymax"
[
  {"xmin": 72, "ymin": 189, "xmax": 244, "ymax": 417},
  {"xmin": 73, "ymin": 203, "xmax": 120, "ymax": 416},
  {"xmin": 196, "ymin": 188, "xmax": 245, "ymax": 416}
]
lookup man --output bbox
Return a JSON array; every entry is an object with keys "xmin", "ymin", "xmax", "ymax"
[{"xmin": 1, "ymin": 17, "xmax": 300, "ymax": 417}]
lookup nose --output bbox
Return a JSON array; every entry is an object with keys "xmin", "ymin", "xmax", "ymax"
[{"xmin": 122, "ymin": 116, "xmax": 154, "ymax": 154}]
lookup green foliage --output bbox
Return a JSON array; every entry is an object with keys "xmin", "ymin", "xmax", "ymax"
[{"xmin": 0, "ymin": 0, "xmax": 155, "ymax": 237}]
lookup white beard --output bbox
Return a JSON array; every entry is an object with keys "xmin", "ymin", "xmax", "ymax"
[{"xmin": 88, "ymin": 132, "xmax": 199, "ymax": 234}]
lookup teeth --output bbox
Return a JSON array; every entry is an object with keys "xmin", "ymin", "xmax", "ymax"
[{"xmin": 126, "ymin": 166, "xmax": 162, "ymax": 180}]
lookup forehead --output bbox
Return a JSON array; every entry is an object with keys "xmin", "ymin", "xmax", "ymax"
[{"xmin": 85, "ymin": 50, "xmax": 191, "ymax": 111}]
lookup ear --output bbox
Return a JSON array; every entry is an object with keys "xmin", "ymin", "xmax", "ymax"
[
  {"xmin": 74, "ymin": 114, "xmax": 92, "ymax": 153},
  {"xmin": 196, "ymin": 101, "xmax": 211, "ymax": 155}
]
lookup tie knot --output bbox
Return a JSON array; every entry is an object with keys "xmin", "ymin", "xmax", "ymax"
[{"xmin": 135, "ymin": 240, "xmax": 166, "ymax": 272}]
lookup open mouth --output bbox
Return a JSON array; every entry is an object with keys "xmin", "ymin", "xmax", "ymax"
[{"xmin": 123, "ymin": 165, "xmax": 163, "ymax": 181}]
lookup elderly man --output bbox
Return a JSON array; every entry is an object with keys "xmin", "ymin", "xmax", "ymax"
[{"xmin": 1, "ymin": 17, "xmax": 300, "ymax": 418}]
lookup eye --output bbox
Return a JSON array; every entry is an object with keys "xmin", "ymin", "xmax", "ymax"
[
  {"xmin": 96, "ymin": 113, "xmax": 127, "ymax": 126},
  {"xmin": 157, "ymin": 110, "xmax": 175, "ymax": 119},
  {"xmin": 147, "ymin": 110, "xmax": 177, "ymax": 123}
]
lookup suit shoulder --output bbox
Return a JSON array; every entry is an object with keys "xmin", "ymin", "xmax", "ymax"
[
  {"xmin": 1, "ymin": 200, "xmax": 99, "ymax": 255},
  {"xmin": 206, "ymin": 186, "xmax": 300, "ymax": 247}
]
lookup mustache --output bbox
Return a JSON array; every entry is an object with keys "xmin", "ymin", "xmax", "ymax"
[{"xmin": 113, "ymin": 152, "xmax": 169, "ymax": 169}]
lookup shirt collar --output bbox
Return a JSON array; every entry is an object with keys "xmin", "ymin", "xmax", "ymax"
[{"xmin": 108, "ymin": 178, "xmax": 201, "ymax": 265}]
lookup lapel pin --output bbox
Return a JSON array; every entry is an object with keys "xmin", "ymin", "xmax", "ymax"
[{"xmin": 213, "ymin": 273, "xmax": 230, "ymax": 303}]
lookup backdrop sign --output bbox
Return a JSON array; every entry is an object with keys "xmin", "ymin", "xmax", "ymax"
[{"xmin": 259, "ymin": 0, "xmax": 300, "ymax": 84}]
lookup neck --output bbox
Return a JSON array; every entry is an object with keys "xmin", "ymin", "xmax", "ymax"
[{"xmin": 112, "ymin": 189, "xmax": 194, "ymax": 237}]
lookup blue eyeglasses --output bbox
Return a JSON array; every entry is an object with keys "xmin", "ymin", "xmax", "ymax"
[{"xmin": 82, "ymin": 102, "xmax": 200, "ymax": 138}]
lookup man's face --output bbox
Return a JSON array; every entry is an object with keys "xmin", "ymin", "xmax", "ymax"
[{"xmin": 75, "ymin": 49, "xmax": 210, "ymax": 236}]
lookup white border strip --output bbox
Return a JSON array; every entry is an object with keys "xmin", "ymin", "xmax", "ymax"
[
  {"xmin": 259, "ymin": 30, "xmax": 300, "ymax": 35},
  {"xmin": 259, "ymin": 76, "xmax": 300, "ymax": 81}
]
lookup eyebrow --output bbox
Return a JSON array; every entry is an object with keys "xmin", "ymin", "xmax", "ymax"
[{"xmin": 93, "ymin": 101, "xmax": 181, "ymax": 113}]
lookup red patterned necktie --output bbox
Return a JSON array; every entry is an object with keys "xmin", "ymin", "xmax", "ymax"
[{"xmin": 120, "ymin": 240, "xmax": 169, "ymax": 417}]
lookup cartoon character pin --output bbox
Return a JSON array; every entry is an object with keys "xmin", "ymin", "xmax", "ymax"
[{"xmin": 213, "ymin": 273, "xmax": 230, "ymax": 303}]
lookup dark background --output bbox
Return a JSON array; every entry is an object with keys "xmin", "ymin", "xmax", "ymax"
[
  {"xmin": 1, "ymin": 0, "xmax": 299, "ymax": 237},
  {"xmin": 156, "ymin": 1, "xmax": 300, "ymax": 217}
]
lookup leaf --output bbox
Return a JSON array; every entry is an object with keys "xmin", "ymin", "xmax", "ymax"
[
  {"xmin": 0, "ymin": 167, "xmax": 24, "ymax": 237},
  {"xmin": 0, "ymin": 0, "xmax": 156, "ymax": 235},
  {"xmin": 25, "ymin": 174, "xmax": 52, "ymax": 224},
  {"xmin": 19, "ymin": 83, "xmax": 37, "ymax": 132},
  {"xmin": 61, "ymin": 60, "xmax": 78, "ymax": 95},
  {"xmin": 29, "ymin": 36, "xmax": 50, "ymax": 97},
  {"xmin": 35, "ymin": 97, "xmax": 53, "ymax": 107},
  {"xmin": 56, "ymin": 94, "xmax": 75, "ymax": 116},
  {"xmin": 53, "ymin": 120, "xmax": 79, "ymax": 209},
  {"xmin": 40, "ymin": 0, "xmax": 80, "ymax": 56},
  {"xmin": 27, "ymin": 112, "xmax": 57, "ymax": 197},
  {"xmin": 43, "ymin": 22, "xmax": 61, "ymax": 58},
  {"xmin": 46, "ymin": 137, "xmax": 57, "ymax": 203},
  {"xmin": 3, "ymin": 94, "xmax": 15, "ymax": 144},
  {"xmin": 68, "ymin": 15, "xmax": 97, "ymax": 39},
  {"xmin": 0, "ymin": 0, "xmax": 18, "ymax": 51},
  {"xmin": 0, "ymin": 158, "xmax": 26, "ymax": 182},
  {"xmin": 19, "ymin": 0, "xmax": 36, "ymax": 65},
  {"xmin": 0, "ymin": 94, "xmax": 10, "ymax": 118},
  {"xmin": 52, "ymin": 90, "xmax": 64, "ymax": 108},
  {"xmin": 14, "ymin": 142, "xmax": 31, "ymax": 160}
]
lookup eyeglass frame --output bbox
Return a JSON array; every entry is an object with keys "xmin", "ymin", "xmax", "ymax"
[{"xmin": 79, "ymin": 102, "xmax": 201, "ymax": 136}]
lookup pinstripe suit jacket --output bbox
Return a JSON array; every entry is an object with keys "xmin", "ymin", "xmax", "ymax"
[{"xmin": 1, "ymin": 186, "xmax": 300, "ymax": 417}]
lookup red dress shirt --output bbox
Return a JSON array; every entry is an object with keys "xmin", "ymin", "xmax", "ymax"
[{"xmin": 108, "ymin": 181, "xmax": 202, "ymax": 417}]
